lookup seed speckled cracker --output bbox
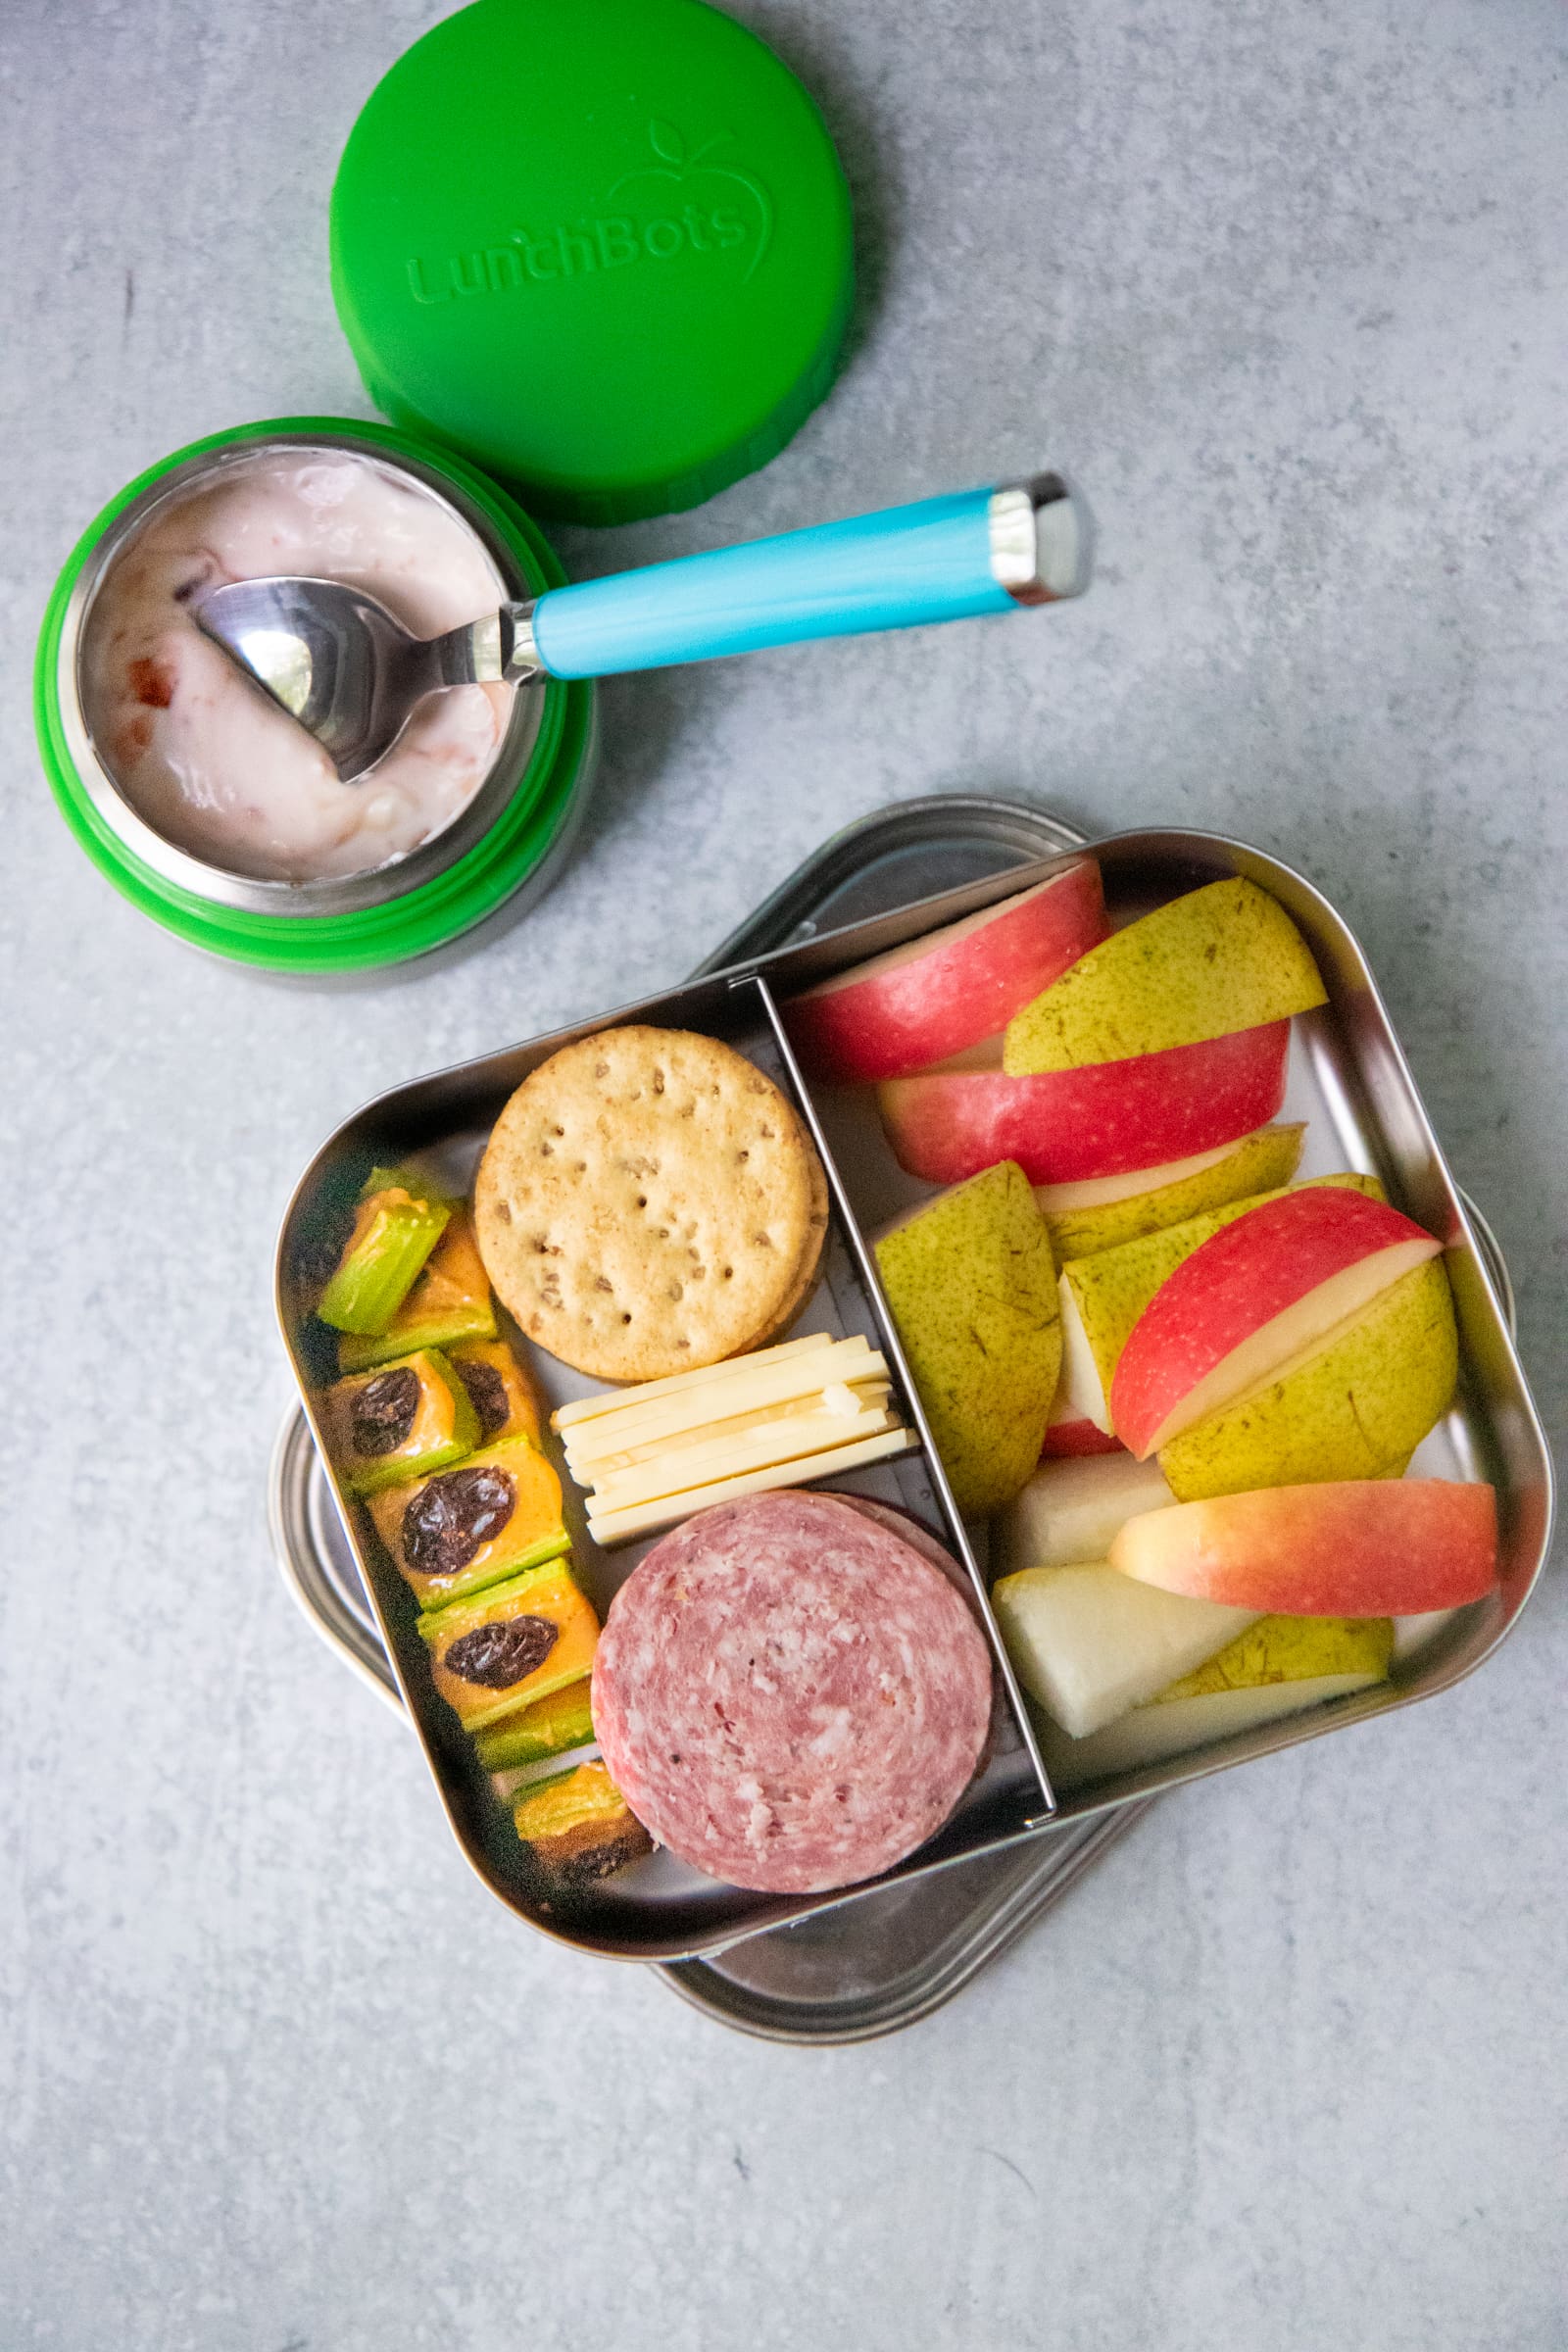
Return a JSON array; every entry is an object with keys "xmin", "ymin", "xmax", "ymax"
[{"xmin": 474, "ymin": 1027, "xmax": 828, "ymax": 1382}]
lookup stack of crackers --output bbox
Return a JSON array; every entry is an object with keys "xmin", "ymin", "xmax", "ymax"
[{"xmin": 475, "ymin": 1026, "xmax": 831, "ymax": 1384}]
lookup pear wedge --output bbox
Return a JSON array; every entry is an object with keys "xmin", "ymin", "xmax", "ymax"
[
  {"xmin": 1036, "ymin": 1122, "xmax": 1305, "ymax": 1261},
  {"xmin": 874, "ymin": 1160, "xmax": 1060, "ymax": 1516},
  {"xmin": 1004, "ymin": 877, "xmax": 1328, "ymax": 1073},
  {"xmin": 993, "ymin": 1451, "xmax": 1175, "ymax": 1577},
  {"xmin": 992, "ymin": 1562, "xmax": 1255, "ymax": 1737},
  {"xmin": 1058, "ymin": 1171, "xmax": 1385, "ymax": 1431},
  {"xmin": 1159, "ymin": 1613, "xmax": 1395, "ymax": 1695},
  {"xmin": 1036, "ymin": 1614, "xmax": 1394, "ymax": 1785},
  {"xmin": 1156, "ymin": 1257, "xmax": 1457, "ymax": 1500}
]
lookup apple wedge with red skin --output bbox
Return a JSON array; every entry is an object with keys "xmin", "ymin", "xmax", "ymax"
[
  {"xmin": 876, "ymin": 1020, "xmax": 1290, "ymax": 1186},
  {"xmin": 783, "ymin": 862, "xmax": 1107, "ymax": 1085},
  {"xmin": 1110, "ymin": 1187, "xmax": 1443, "ymax": 1458},
  {"xmin": 1041, "ymin": 1415, "xmax": 1126, "ymax": 1459},
  {"xmin": 1040, "ymin": 1387, "xmax": 1126, "ymax": 1458},
  {"xmin": 1108, "ymin": 1480, "xmax": 1499, "ymax": 1615}
]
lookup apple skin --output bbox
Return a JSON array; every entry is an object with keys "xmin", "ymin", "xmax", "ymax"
[
  {"xmin": 1041, "ymin": 1376, "xmax": 1127, "ymax": 1458},
  {"xmin": 1156, "ymin": 1255, "xmax": 1456, "ymax": 1501},
  {"xmin": 1110, "ymin": 1188, "xmax": 1443, "ymax": 1458},
  {"xmin": 1108, "ymin": 1479, "xmax": 1499, "ymax": 1615},
  {"xmin": 783, "ymin": 862, "xmax": 1106, "ymax": 1085},
  {"xmin": 876, "ymin": 1020, "xmax": 1291, "ymax": 1186},
  {"xmin": 1041, "ymin": 1415, "xmax": 1126, "ymax": 1459}
]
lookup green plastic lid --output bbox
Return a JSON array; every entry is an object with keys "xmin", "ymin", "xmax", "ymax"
[{"xmin": 330, "ymin": 0, "xmax": 855, "ymax": 526}]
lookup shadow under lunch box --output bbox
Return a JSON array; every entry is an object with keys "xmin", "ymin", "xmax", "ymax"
[{"xmin": 271, "ymin": 794, "xmax": 1552, "ymax": 2034}]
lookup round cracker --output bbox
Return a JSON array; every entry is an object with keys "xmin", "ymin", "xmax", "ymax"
[
  {"xmin": 474, "ymin": 1027, "xmax": 826, "ymax": 1382},
  {"xmin": 727, "ymin": 1135, "xmax": 830, "ymax": 1354}
]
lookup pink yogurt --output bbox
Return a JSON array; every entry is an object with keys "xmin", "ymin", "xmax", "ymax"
[{"xmin": 81, "ymin": 450, "xmax": 514, "ymax": 884}]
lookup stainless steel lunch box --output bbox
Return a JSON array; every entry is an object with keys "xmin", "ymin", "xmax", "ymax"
[{"xmin": 271, "ymin": 796, "xmax": 1553, "ymax": 2016}]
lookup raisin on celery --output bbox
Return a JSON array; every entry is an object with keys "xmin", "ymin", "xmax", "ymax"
[
  {"xmin": 366, "ymin": 1436, "xmax": 567, "ymax": 1608},
  {"xmin": 317, "ymin": 1167, "xmax": 452, "ymax": 1338},
  {"xmin": 513, "ymin": 1763, "xmax": 653, "ymax": 1891},
  {"xmin": 473, "ymin": 1677, "xmax": 595, "ymax": 1771},
  {"xmin": 336, "ymin": 1213, "xmax": 497, "ymax": 1372},
  {"xmin": 446, "ymin": 1338, "xmax": 542, "ymax": 1447},
  {"xmin": 417, "ymin": 1560, "xmax": 598, "ymax": 1731},
  {"xmin": 318, "ymin": 1348, "xmax": 478, "ymax": 1497}
]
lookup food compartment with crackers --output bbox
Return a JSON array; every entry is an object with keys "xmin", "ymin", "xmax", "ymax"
[
  {"xmin": 278, "ymin": 972, "xmax": 1053, "ymax": 1960},
  {"xmin": 277, "ymin": 828, "xmax": 1550, "ymax": 1966}
]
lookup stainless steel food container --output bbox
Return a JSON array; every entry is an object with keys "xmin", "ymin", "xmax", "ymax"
[{"xmin": 272, "ymin": 795, "xmax": 1553, "ymax": 1995}]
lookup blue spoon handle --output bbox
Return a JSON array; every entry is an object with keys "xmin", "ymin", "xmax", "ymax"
[{"xmin": 520, "ymin": 472, "xmax": 1088, "ymax": 680}]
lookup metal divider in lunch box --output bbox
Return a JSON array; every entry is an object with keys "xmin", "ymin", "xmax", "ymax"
[{"xmin": 270, "ymin": 794, "xmax": 1550, "ymax": 2039}]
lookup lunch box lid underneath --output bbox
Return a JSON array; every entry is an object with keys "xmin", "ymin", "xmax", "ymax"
[{"xmin": 329, "ymin": 0, "xmax": 855, "ymax": 526}]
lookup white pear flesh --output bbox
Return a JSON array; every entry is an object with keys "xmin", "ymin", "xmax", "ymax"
[
  {"xmin": 991, "ymin": 1562, "xmax": 1255, "ymax": 1738},
  {"xmin": 993, "ymin": 1451, "xmax": 1175, "ymax": 1577},
  {"xmin": 1033, "ymin": 1122, "xmax": 1306, "ymax": 1262}
]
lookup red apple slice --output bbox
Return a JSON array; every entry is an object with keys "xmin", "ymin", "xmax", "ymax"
[
  {"xmin": 876, "ymin": 1021, "xmax": 1291, "ymax": 1185},
  {"xmin": 1041, "ymin": 1415, "xmax": 1127, "ymax": 1459},
  {"xmin": 783, "ymin": 862, "xmax": 1106, "ymax": 1084},
  {"xmin": 1108, "ymin": 1480, "xmax": 1499, "ymax": 1614},
  {"xmin": 1041, "ymin": 1386, "xmax": 1126, "ymax": 1458},
  {"xmin": 1110, "ymin": 1189, "xmax": 1442, "ymax": 1458}
]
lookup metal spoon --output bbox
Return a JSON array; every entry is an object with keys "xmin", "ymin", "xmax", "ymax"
[{"xmin": 193, "ymin": 471, "xmax": 1090, "ymax": 784}]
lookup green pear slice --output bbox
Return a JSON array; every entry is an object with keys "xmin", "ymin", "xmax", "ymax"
[
  {"xmin": 1035, "ymin": 1123, "xmax": 1305, "ymax": 1260},
  {"xmin": 992, "ymin": 1562, "xmax": 1256, "ymax": 1737},
  {"xmin": 1157, "ymin": 1257, "xmax": 1458, "ymax": 1500},
  {"xmin": 1004, "ymin": 877, "xmax": 1328, "ymax": 1073},
  {"xmin": 874, "ymin": 1160, "xmax": 1060, "ymax": 1516},
  {"xmin": 1057, "ymin": 1170, "xmax": 1384, "ymax": 1430},
  {"xmin": 1036, "ymin": 1614, "xmax": 1393, "ymax": 1784},
  {"xmin": 1159, "ymin": 1613, "xmax": 1394, "ymax": 1694}
]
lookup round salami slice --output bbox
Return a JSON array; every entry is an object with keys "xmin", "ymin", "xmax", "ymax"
[
  {"xmin": 828, "ymin": 1493, "xmax": 967, "ymax": 1590},
  {"xmin": 591, "ymin": 1490, "xmax": 994, "ymax": 1894}
]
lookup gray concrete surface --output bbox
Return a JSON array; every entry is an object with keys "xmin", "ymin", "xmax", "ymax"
[{"xmin": 3, "ymin": 1, "xmax": 1565, "ymax": 2345}]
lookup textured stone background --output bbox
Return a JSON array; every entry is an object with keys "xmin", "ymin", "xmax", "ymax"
[{"xmin": 2, "ymin": 1, "xmax": 1565, "ymax": 2345}]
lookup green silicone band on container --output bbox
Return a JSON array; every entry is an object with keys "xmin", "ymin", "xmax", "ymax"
[
  {"xmin": 330, "ymin": 0, "xmax": 855, "ymax": 525},
  {"xmin": 34, "ymin": 418, "xmax": 595, "ymax": 975}
]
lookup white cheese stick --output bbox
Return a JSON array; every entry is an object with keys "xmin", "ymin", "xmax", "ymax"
[
  {"xmin": 574, "ymin": 1381, "xmax": 891, "ymax": 1478},
  {"xmin": 561, "ymin": 1337, "xmax": 884, "ymax": 1462},
  {"xmin": 587, "ymin": 1428, "xmax": 917, "ymax": 1546},
  {"xmin": 552, "ymin": 1334, "xmax": 835, "ymax": 1430},
  {"xmin": 588, "ymin": 1403, "xmax": 900, "ymax": 1514}
]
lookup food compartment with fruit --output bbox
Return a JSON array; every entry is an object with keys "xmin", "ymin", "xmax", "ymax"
[
  {"xmin": 775, "ymin": 835, "xmax": 1546, "ymax": 1810},
  {"xmin": 277, "ymin": 972, "xmax": 1052, "ymax": 1960}
]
